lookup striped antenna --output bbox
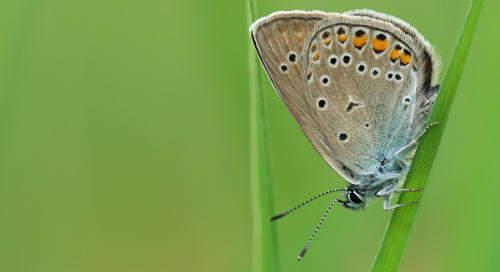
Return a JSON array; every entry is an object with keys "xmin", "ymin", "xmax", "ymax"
[
  {"xmin": 298, "ymin": 191, "xmax": 348, "ymax": 261},
  {"xmin": 270, "ymin": 188, "xmax": 347, "ymax": 221}
]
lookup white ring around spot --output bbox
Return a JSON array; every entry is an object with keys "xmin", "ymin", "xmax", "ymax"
[
  {"xmin": 356, "ymin": 62, "xmax": 367, "ymax": 75},
  {"xmin": 287, "ymin": 51, "xmax": 298, "ymax": 64},
  {"xmin": 320, "ymin": 75, "xmax": 330, "ymax": 86},
  {"xmin": 395, "ymin": 72, "xmax": 404, "ymax": 83},
  {"xmin": 385, "ymin": 71, "xmax": 394, "ymax": 81},
  {"xmin": 328, "ymin": 54, "xmax": 339, "ymax": 68},
  {"xmin": 403, "ymin": 96, "xmax": 412, "ymax": 104},
  {"xmin": 316, "ymin": 97, "xmax": 328, "ymax": 110},
  {"xmin": 340, "ymin": 52, "xmax": 352, "ymax": 67}
]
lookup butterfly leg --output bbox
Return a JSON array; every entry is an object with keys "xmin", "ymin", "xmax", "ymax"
[
  {"xmin": 375, "ymin": 182, "xmax": 398, "ymax": 197},
  {"xmin": 383, "ymin": 194, "xmax": 419, "ymax": 210},
  {"xmin": 394, "ymin": 188, "xmax": 422, "ymax": 193},
  {"xmin": 377, "ymin": 185, "xmax": 420, "ymax": 211},
  {"xmin": 393, "ymin": 122, "xmax": 439, "ymax": 165}
]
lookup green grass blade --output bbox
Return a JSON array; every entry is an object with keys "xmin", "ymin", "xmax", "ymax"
[
  {"xmin": 370, "ymin": 0, "xmax": 483, "ymax": 271},
  {"xmin": 246, "ymin": 1, "xmax": 281, "ymax": 271}
]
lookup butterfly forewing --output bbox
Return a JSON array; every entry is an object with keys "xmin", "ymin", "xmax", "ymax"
[{"xmin": 250, "ymin": 12, "xmax": 358, "ymax": 182}]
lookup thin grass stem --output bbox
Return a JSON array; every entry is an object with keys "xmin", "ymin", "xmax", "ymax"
[{"xmin": 246, "ymin": 0, "xmax": 281, "ymax": 271}]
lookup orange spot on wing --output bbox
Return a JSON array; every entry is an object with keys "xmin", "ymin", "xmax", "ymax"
[
  {"xmin": 337, "ymin": 34, "xmax": 348, "ymax": 43},
  {"xmin": 400, "ymin": 50, "xmax": 412, "ymax": 65},
  {"xmin": 372, "ymin": 37, "xmax": 389, "ymax": 52},
  {"xmin": 323, "ymin": 37, "xmax": 332, "ymax": 46},
  {"xmin": 400, "ymin": 53, "xmax": 411, "ymax": 65},
  {"xmin": 353, "ymin": 35, "xmax": 368, "ymax": 48},
  {"xmin": 390, "ymin": 48, "xmax": 401, "ymax": 60},
  {"xmin": 312, "ymin": 52, "xmax": 320, "ymax": 61}
]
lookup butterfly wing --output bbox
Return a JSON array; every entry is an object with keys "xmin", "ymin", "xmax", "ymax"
[
  {"xmin": 344, "ymin": 10, "xmax": 441, "ymax": 141},
  {"xmin": 250, "ymin": 11, "xmax": 362, "ymax": 184},
  {"xmin": 301, "ymin": 12, "xmax": 441, "ymax": 179},
  {"xmin": 250, "ymin": 10, "xmax": 440, "ymax": 185}
]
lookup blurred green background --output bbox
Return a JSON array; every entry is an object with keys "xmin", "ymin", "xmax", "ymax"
[{"xmin": 0, "ymin": 0, "xmax": 498, "ymax": 271}]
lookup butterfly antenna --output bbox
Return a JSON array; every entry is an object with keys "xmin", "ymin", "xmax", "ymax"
[
  {"xmin": 270, "ymin": 188, "xmax": 346, "ymax": 221},
  {"xmin": 298, "ymin": 191, "xmax": 348, "ymax": 261}
]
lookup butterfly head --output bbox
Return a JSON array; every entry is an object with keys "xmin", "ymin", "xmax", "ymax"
[{"xmin": 341, "ymin": 187, "xmax": 367, "ymax": 210}]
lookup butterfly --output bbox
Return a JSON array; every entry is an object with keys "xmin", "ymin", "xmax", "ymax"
[{"xmin": 249, "ymin": 10, "xmax": 441, "ymax": 259}]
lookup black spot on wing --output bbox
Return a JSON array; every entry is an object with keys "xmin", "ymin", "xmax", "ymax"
[{"xmin": 346, "ymin": 101, "xmax": 362, "ymax": 113}]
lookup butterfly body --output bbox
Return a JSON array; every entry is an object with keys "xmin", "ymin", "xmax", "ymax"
[{"xmin": 250, "ymin": 10, "xmax": 440, "ymax": 211}]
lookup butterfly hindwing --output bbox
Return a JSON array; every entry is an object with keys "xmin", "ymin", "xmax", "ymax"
[
  {"xmin": 250, "ymin": 10, "xmax": 440, "ymax": 185},
  {"xmin": 344, "ymin": 10, "xmax": 441, "ymax": 141}
]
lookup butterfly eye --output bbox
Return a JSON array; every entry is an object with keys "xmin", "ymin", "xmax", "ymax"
[{"xmin": 348, "ymin": 191, "xmax": 363, "ymax": 204}]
